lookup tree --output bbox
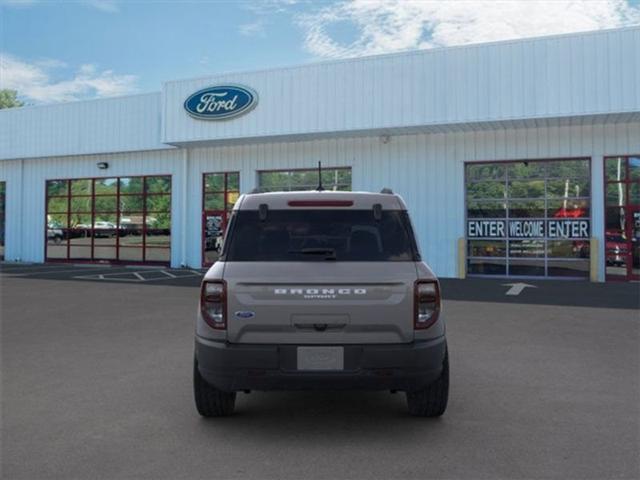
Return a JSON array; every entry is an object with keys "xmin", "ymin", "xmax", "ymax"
[{"xmin": 0, "ymin": 90, "xmax": 24, "ymax": 109}]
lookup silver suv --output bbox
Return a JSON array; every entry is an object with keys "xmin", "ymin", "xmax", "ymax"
[{"xmin": 194, "ymin": 190, "xmax": 448, "ymax": 417}]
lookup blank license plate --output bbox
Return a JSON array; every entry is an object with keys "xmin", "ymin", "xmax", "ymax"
[{"xmin": 297, "ymin": 346, "xmax": 344, "ymax": 371}]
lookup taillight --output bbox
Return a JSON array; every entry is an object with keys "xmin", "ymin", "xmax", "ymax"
[
  {"xmin": 414, "ymin": 280, "xmax": 440, "ymax": 330},
  {"xmin": 201, "ymin": 280, "xmax": 226, "ymax": 330}
]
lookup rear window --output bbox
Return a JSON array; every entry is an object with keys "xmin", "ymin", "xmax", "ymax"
[{"xmin": 223, "ymin": 210, "xmax": 419, "ymax": 262}]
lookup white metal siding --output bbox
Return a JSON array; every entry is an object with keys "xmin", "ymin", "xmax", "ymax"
[
  {"xmin": 0, "ymin": 93, "xmax": 171, "ymax": 161},
  {"xmin": 1, "ymin": 149, "xmax": 184, "ymax": 264},
  {"xmin": 163, "ymin": 28, "xmax": 640, "ymax": 145},
  {"xmin": 183, "ymin": 121, "xmax": 640, "ymax": 279},
  {"xmin": 3, "ymin": 122, "xmax": 638, "ymax": 280}
]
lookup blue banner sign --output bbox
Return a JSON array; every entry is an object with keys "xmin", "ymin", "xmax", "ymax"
[{"xmin": 184, "ymin": 85, "xmax": 258, "ymax": 120}]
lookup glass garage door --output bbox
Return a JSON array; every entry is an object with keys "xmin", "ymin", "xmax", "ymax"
[
  {"xmin": 257, "ymin": 167, "xmax": 352, "ymax": 192},
  {"xmin": 46, "ymin": 176, "xmax": 171, "ymax": 264},
  {"xmin": 202, "ymin": 172, "xmax": 240, "ymax": 266},
  {"xmin": 604, "ymin": 156, "xmax": 640, "ymax": 281},
  {"xmin": 465, "ymin": 159, "xmax": 591, "ymax": 278},
  {"xmin": 0, "ymin": 182, "xmax": 5, "ymax": 260}
]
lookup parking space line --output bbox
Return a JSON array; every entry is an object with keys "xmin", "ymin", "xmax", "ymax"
[
  {"xmin": 133, "ymin": 272, "xmax": 145, "ymax": 281},
  {"xmin": 1, "ymin": 267, "xmax": 118, "ymax": 276},
  {"xmin": 161, "ymin": 270, "xmax": 177, "ymax": 278}
]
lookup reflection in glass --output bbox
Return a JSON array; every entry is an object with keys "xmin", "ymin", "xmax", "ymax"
[
  {"xmin": 630, "ymin": 184, "xmax": 639, "ymax": 205},
  {"xmin": 46, "ymin": 233, "xmax": 68, "ymax": 258},
  {"xmin": 507, "ymin": 162, "xmax": 545, "ymax": 178},
  {"xmin": 465, "ymin": 159, "xmax": 591, "ymax": 278},
  {"xmin": 258, "ymin": 168, "xmax": 351, "ymax": 192},
  {"xmin": 466, "ymin": 182, "xmax": 505, "ymax": 200},
  {"xmin": 145, "ymin": 248, "xmax": 170, "ymax": 263},
  {"xmin": 146, "ymin": 194, "xmax": 171, "ymax": 212},
  {"xmin": 467, "ymin": 259, "xmax": 506, "ymax": 275},
  {"xmin": 70, "ymin": 179, "xmax": 92, "ymax": 195},
  {"xmin": 119, "ymin": 247, "xmax": 143, "ymax": 261},
  {"xmin": 145, "ymin": 230, "xmax": 171, "ymax": 248},
  {"xmin": 508, "ymin": 240, "xmax": 545, "ymax": 257},
  {"xmin": 94, "ymin": 246, "xmax": 117, "ymax": 260},
  {"xmin": 630, "ymin": 157, "xmax": 640, "ymax": 180},
  {"xmin": 120, "ymin": 177, "xmax": 144, "ymax": 194},
  {"xmin": 47, "ymin": 180, "xmax": 68, "ymax": 197},
  {"xmin": 47, "ymin": 197, "xmax": 68, "ymax": 213},
  {"xmin": 468, "ymin": 240, "xmax": 506, "ymax": 257},
  {"xmin": 45, "ymin": 176, "xmax": 171, "ymax": 264},
  {"xmin": 605, "ymin": 157, "xmax": 626, "ymax": 181},
  {"xmin": 227, "ymin": 172, "xmax": 240, "ymax": 191},
  {"xmin": 546, "ymin": 160, "xmax": 589, "ymax": 178},
  {"xmin": 119, "ymin": 229, "xmax": 143, "ymax": 248},
  {"xmin": 94, "ymin": 196, "xmax": 117, "ymax": 212},
  {"xmin": 146, "ymin": 176, "xmax": 171, "ymax": 194},
  {"xmin": 466, "ymin": 164, "xmax": 505, "ymax": 181},
  {"xmin": 94, "ymin": 178, "xmax": 118, "ymax": 195},
  {"xmin": 606, "ymin": 183, "xmax": 625, "ymax": 206},
  {"xmin": 508, "ymin": 180, "xmax": 545, "ymax": 198},
  {"xmin": 548, "ymin": 199, "xmax": 589, "ymax": 218},
  {"xmin": 70, "ymin": 197, "xmax": 92, "ymax": 212},
  {"xmin": 508, "ymin": 200, "xmax": 545, "ymax": 218},
  {"xmin": 204, "ymin": 193, "xmax": 224, "ymax": 210},
  {"xmin": 546, "ymin": 179, "xmax": 590, "ymax": 198},
  {"xmin": 120, "ymin": 195, "xmax": 144, "ymax": 213},
  {"xmin": 509, "ymin": 259, "xmax": 545, "ymax": 276},
  {"xmin": 204, "ymin": 173, "xmax": 224, "ymax": 192},
  {"xmin": 548, "ymin": 240, "xmax": 589, "ymax": 258},
  {"xmin": 467, "ymin": 201, "xmax": 506, "ymax": 218},
  {"xmin": 69, "ymin": 246, "xmax": 92, "ymax": 259}
]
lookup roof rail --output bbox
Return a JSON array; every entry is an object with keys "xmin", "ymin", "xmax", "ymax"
[
  {"xmin": 380, "ymin": 188, "xmax": 394, "ymax": 194},
  {"xmin": 248, "ymin": 188, "xmax": 261, "ymax": 194}
]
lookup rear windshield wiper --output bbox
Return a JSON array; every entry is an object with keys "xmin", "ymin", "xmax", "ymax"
[{"xmin": 288, "ymin": 248, "xmax": 337, "ymax": 260}]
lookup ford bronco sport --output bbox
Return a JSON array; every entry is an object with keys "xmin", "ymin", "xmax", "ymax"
[{"xmin": 194, "ymin": 190, "xmax": 448, "ymax": 417}]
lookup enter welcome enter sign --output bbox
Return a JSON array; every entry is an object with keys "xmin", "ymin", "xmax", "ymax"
[{"xmin": 467, "ymin": 219, "xmax": 590, "ymax": 239}]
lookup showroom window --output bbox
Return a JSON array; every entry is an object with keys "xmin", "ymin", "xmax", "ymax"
[
  {"xmin": 257, "ymin": 167, "xmax": 352, "ymax": 192},
  {"xmin": 465, "ymin": 159, "xmax": 591, "ymax": 278},
  {"xmin": 604, "ymin": 156, "xmax": 639, "ymax": 281},
  {"xmin": 0, "ymin": 181, "xmax": 5, "ymax": 260},
  {"xmin": 46, "ymin": 175, "xmax": 171, "ymax": 264},
  {"xmin": 202, "ymin": 172, "xmax": 240, "ymax": 266}
]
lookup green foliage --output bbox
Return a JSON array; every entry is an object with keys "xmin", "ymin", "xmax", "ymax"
[{"xmin": 0, "ymin": 90, "xmax": 24, "ymax": 109}]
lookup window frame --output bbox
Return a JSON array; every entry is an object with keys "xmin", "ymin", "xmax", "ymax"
[
  {"xmin": 44, "ymin": 174, "xmax": 171, "ymax": 265},
  {"xmin": 256, "ymin": 166, "xmax": 352, "ymax": 192},
  {"xmin": 201, "ymin": 171, "xmax": 240, "ymax": 267},
  {"xmin": 464, "ymin": 157, "xmax": 592, "ymax": 279},
  {"xmin": 603, "ymin": 155, "xmax": 640, "ymax": 281}
]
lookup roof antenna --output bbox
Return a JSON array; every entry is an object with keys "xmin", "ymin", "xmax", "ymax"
[{"xmin": 316, "ymin": 161, "xmax": 324, "ymax": 191}]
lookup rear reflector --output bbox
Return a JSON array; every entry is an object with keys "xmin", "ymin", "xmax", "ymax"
[{"xmin": 287, "ymin": 200, "xmax": 354, "ymax": 207}]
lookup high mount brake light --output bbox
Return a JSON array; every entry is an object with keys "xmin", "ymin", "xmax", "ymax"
[
  {"xmin": 287, "ymin": 200, "xmax": 354, "ymax": 207},
  {"xmin": 200, "ymin": 280, "xmax": 226, "ymax": 330},
  {"xmin": 414, "ymin": 280, "xmax": 440, "ymax": 330}
]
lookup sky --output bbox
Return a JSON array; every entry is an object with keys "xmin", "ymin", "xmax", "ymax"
[{"xmin": 1, "ymin": 0, "xmax": 640, "ymax": 105}]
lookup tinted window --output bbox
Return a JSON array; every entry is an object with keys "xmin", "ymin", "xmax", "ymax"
[{"xmin": 225, "ymin": 210, "xmax": 418, "ymax": 262}]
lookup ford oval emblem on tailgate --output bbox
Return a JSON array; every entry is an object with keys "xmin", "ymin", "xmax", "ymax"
[
  {"xmin": 235, "ymin": 311, "xmax": 255, "ymax": 319},
  {"xmin": 184, "ymin": 85, "xmax": 258, "ymax": 120}
]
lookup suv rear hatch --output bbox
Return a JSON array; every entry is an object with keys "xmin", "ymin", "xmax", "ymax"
[{"xmin": 221, "ymin": 207, "xmax": 419, "ymax": 344}]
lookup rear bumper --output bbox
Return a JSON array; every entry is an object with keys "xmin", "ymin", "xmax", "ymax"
[{"xmin": 195, "ymin": 336, "xmax": 446, "ymax": 392}]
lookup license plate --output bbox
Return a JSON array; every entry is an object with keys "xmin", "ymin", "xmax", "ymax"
[{"xmin": 297, "ymin": 346, "xmax": 344, "ymax": 371}]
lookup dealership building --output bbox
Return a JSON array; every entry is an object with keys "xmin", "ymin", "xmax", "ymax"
[{"xmin": 1, "ymin": 27, "xmax": 639, "ymax": 281}]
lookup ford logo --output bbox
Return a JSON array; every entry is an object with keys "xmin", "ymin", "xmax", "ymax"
[
  {"xmin": 235, "ymin": 311, "xmax": 256, "ymax": 319},
  {"xmin": 184, "ymin": 85, "xmax": 258, "ymax": 120}
]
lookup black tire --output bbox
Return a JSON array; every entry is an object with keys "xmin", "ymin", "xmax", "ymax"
[
  {"xmin": 193, "ymin": 359, "xmax": 236, "ymax": 417},
  {"xmin": 406, "ymin": 348, "xmax": 449, "ymax": 417}
]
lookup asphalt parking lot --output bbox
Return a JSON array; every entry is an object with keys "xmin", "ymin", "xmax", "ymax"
[{"xmin": 1, "ymin": 264, "xmax": 639, "ymax": 479}]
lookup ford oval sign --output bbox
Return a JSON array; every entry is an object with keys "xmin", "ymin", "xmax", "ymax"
[{"xmin": 184, "ymin": 85, "xmax": 258, "ymax": 120}]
